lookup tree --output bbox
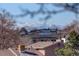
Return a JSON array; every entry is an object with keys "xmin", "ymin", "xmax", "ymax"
[
  {"xmin": 56, "ymin": 20, "xmax": 79, "ymax": 56},
  {"xmin": 0, "ymin": 10, "xmax": 21, "ymax": 49},
  {"xmin": 56, "ymin": 30, "xmax": 79, "ymax": 56},
  {"xmin": 56, "ymin": 44, "xmax": 75, "ymax": 56},
  {"xmin": 68, "ymin": 30, "xmax": 79, "ymax": 48}
]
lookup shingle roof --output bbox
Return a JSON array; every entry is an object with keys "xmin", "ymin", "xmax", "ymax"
[
  {"xmin": 26, "ymin": 41, "xmax": 58, "ymax": 49},
  {"xmin": 21, "ymin": 49, "xmax": 43, "ymax": 56},
  {"xmin": 0, "ymin": 47, "xmax": 44, "ymax": 56},
  {"xmin": 0, "ymin": 48, "xmax": 43, "ymax": 56},
  {"xmin": 0, "ymin": 48, "xmax": 19, "ymax": 56}
]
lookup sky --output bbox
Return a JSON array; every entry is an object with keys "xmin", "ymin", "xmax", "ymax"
[{"xmin": 0, "ymin": 3, "xmax": 78, "ymax": 28}]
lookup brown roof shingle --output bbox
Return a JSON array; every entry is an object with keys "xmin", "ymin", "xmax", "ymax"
[{"xmin": 26, "ymin": 41, "xmax": 57, "ymax": 49}]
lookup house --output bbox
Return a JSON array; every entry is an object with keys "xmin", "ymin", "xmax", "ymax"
[
  {"xmin": 28, "ymin": 28, "xmax": 59, "ymax": 43},
  {"xmin": 26, "ymin": 40, "xmax": 64, "ymax": 56},
  {"xmin": 0, "ymin": 40, "xmax": 64, "ymax": 56},
  {"xmin": 19, "ymin": 27, "xmax": 28, "ymax": 36}
]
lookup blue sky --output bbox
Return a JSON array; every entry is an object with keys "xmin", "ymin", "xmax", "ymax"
[{"xmin": 0, "ymin": 3, "xmax": 78, "ymax": 28}]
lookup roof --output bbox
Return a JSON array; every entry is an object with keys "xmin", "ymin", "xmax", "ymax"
[
  {"xmin": 0, "ymin": 48, "xmax": 43, "ymax": 56},
  {"xmin": 26, "ymin": 41, "xmax": 57, "ymax": 49},
  {"xmin": 30, "ymin": 28, "xmax": 58, "ymax": 33},
  {"xmin": 21, "ymin": 49, "xmax": 43, "ymax": 56},
  {"xmin": 29, "ymin": 28, "xmax": 58, "ymax": 39},
  {"xmin": 0, "ymin": 48, "xmax": 19, "ymax": 56}
]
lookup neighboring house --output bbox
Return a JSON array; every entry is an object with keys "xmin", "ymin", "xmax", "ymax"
[
  {"xmin": 28, "ymin": 28, "xmax": 59, "ymax": 43},
  {"xmin": 19, "ymin": 27, "xmax": 28, "ymax": 36},
  {"xmin": 26, "ymin": 41, "xmax": 64, "ymax": 56},
  {"xmin": 19, "ymin": 27, "xmax": 65, "ymax": 44},
  {"xmin": 0, "ymin": 40, "xmax": 64, "ymax": 56}
]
